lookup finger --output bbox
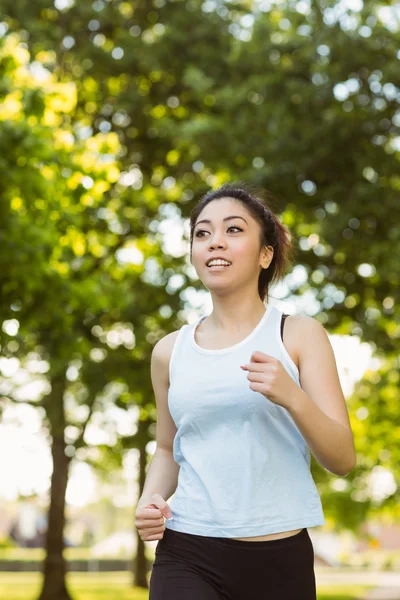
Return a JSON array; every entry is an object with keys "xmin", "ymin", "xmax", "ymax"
[
  {"xmin": 246, "ymin": 372, "xmax": 266, "ymax": 382},
  {"xmin": 240, "ymin": 363, "xmax": 265, "ymax": 372},
  {"xmin": 147, "ymin": 494, "xmax": 173, "ymax": 519},
  {"xmin": 144, "ymin": 533, "xmax": 164, "ymax": 541},
  {"xmin": 248, "ymin": 381, "xmax": 266, "ymax": 393},
  {"xmin": 250, "ymin": 351, "xmax": 277, "ymax": 363},
  {"xmin": 141, "ymin": 507, "xmax": 164, "ymax": 519},
  {"xmin": 143, "ymin": 524, "xmax": 165, "ymax": 536},
  {"xmin": 139, "ymin": 514, "xmax": 165, "ymax": 528}
]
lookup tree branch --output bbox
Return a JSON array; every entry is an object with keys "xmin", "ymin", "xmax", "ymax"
[{"xmin": 74, "ymin": 397, "xmax": 97, "ymax": 450}]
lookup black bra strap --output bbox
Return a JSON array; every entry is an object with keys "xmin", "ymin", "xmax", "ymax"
[{"xmin": 281, "ymin": 313, "xmax": 289, "ymax": 341}]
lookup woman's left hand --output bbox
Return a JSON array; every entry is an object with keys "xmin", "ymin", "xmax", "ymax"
[{"xmin": 240, "ymin": 350, "xmax": 299, "ymax": 410}]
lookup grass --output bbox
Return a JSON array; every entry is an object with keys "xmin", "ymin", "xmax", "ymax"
[
  {"xmin": 0, "ymin": 573, "xmax": 148, "ymax": 600},
  {"xmin": 0, "ymin": 573, "xmax": 373, "ymax": 600},
  {"xmin": 317, "ymin": 585, "xmax": 373, "ymax": 599}
]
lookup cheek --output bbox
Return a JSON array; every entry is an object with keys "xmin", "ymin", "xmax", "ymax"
[
  {"xmin": 232, "ymin": 241, "xmax": 259, "ymax": 266},
  {"xmin": 191, "ymin": 245, "xmax": 205, "ymax": 271},
  {"xmin": 191, "ymin": 244, "xmax": 202, "ymax": 262}
]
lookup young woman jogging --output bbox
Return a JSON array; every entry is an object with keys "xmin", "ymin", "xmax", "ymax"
[{"xmin": 135, "ymin": 182, "xmax": 356, "ymax": 600}]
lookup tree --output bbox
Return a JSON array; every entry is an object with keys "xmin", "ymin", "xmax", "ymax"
[
  {"xmin": 1, "ymin": 0, "xmax": 399, "ymax": 593},
  {"xmin": 0, "ymin": 31, "xmax": 165, "ymax": 598}
]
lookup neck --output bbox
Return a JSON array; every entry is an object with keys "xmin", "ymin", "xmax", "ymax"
[{"xmin": 206, "ymin": 296, "xmax": 267, "ymax": 333}]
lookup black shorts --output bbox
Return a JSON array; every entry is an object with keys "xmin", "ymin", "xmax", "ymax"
[{"xmin": 149, "ymin": 527, "xmax": 316, "ymax": 600}]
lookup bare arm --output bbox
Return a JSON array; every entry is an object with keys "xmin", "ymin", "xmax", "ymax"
[
  {"xmin": 136, "ymin": 449, "xmax": 180, "ymax": 509},
  {"xmin": 136, "ymin": 332, "xmax": 180, "ymax": 509},
  {"xmin": 286, "ymin": 316, "xmax": 356, "ymax": 477}
]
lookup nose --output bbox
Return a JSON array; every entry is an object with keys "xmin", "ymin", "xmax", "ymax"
[{"xmin": 208, "ymin": 232, "xmax": 227, "ymax": 250}]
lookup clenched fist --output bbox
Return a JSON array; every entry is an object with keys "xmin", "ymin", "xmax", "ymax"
[{"xmin": 134, "ymin": 493, "xmax": 172, "ymax": 541}]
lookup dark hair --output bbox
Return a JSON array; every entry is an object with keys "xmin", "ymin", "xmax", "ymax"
[{"xmin": 189, "ymin": 181, "xmax": 295, "ymax": 302}]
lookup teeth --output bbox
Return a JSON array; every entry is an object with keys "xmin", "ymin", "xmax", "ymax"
[{"xmin": 208, "ymin": 260, "xmax": 231, "ymax": 267}]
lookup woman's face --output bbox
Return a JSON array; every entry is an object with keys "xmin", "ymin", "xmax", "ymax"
[{"xmin": 191, "ymin": 197, "xmax": 272, "ymax": 294}]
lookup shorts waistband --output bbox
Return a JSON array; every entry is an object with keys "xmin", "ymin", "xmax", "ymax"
[
  {"xmin": 165, "ymin": 527, "xmax": 308, "ymax": 549},
  {"xmin": 213, "ymin": 527, "xmax": 307, "ymax": 548}
]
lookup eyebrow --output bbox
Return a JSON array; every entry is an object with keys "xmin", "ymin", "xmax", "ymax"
[{"xmin": 194, "ymin": 215, "xmax": 248, "ymax": 228}]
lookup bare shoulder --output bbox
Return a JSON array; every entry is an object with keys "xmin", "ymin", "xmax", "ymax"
[
  {"xmin": 286, "ymin": 314, "xmax": 326, "ymax": 334},
  {"xmin": 152, "ymin": 330, "xmax": 180, "ymax": 385},
  {"xmin": 153, "ymin": 329, "xmax": 180, "ymax": 358},
  {"xmin": 281, "ymin": 314, "xmax": 327, "ymax": 369}
]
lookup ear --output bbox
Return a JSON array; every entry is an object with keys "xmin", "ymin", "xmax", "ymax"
[{"xmin": 261, "ymin": 245, "xmax": 274, "ymax": 269}]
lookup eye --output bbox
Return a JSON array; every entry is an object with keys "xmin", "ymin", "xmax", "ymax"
[{"xmin": 194, "ymin": 226, "xmax": 243, "ymax": 237}]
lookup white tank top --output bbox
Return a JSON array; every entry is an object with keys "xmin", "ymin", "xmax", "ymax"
[{"xmin": 165, "ymin": 303, "xmax": 325, "ymax": 537}]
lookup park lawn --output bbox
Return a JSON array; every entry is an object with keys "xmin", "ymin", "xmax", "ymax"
[
  {"xmin": 0, "ymin": 572, "xmax": 148, "ymax": 600},
  {"xmin": 317, "ymin": 585, "xmax": 373, "ymax": 599},
  {"xmin": 0, "ymin": 573, "xmax": 372, "ymax": 600}
]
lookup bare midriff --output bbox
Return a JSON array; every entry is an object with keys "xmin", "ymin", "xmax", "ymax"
[{"xmin": 231, "ymin": 528, "xmax": 303, "ymax": 542}]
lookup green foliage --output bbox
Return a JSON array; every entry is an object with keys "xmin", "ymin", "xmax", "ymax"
[{"xmin": 0, "ymin": 0, "xmax": 399, "ymax": 575}]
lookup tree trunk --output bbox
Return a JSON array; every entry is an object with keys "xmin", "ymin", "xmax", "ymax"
[
  {"xmin": 132, "ymin": 427, "xmax": 149, "ymax": 588},
  {"xmin": 38, "ymin": 372, "xmax": 72, "ymax": 600},
  {"xmin": 38, "ymin": 435, "xmax": 72, "ymax": 600}
]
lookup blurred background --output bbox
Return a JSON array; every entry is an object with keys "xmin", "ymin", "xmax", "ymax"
[{"xmin": 0, "ymin": 0, "xmax": 399, "ymax": 599}]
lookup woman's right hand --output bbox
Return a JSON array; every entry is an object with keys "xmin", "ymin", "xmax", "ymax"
[{"xmin": 134, "ymin": 493, "xmax": 173, "ymax": 541}]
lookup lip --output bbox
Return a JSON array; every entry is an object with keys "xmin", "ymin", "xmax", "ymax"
[
  {"xmin": 207, "ymin": 264, "xmax": 231, "ymax": 269},
  {"xmin": 207, "ymin": 265, "xmax": 231, "ymax": 273}
]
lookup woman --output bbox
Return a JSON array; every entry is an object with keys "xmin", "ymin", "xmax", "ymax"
[{"xmin": 135, "ymin": 182, "xmax": 356, "ymax": 599}]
